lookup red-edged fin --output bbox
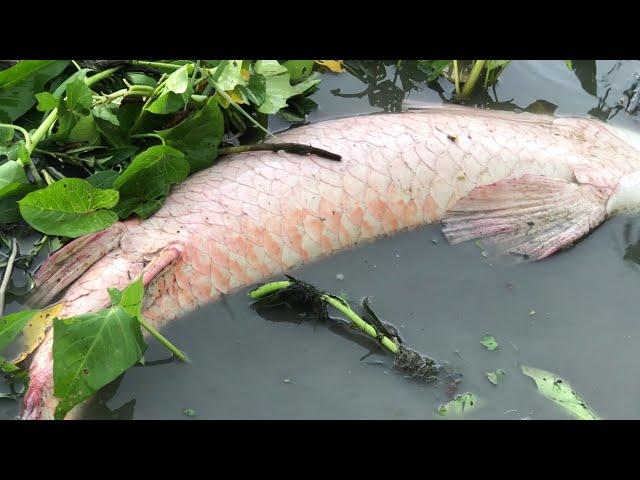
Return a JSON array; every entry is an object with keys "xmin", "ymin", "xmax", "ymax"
[
  {"xmin": 26, "ymin": 223, "xmax": 127, "ymax": 308},
  {"xmin": 441, "ymin": 175, "xmax": 610, "ymax": 261}
]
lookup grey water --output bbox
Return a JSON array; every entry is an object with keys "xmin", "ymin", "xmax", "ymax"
[{"xmin": 3, "ymin": 60, "xmax": 640, "ymax": 420}]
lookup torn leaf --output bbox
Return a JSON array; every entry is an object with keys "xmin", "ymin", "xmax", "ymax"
[{"xmin": 438, "ymin": 393, "xmax": 481, "ymax": 416}]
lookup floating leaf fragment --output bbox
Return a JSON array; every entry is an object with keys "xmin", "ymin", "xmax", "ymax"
[
  {"xmin": 437, "ymin": 393, "xmax": 481, "ymax": 416},
  {"xmin": 486, "ymin": 369, "xmax": 505, "ymax": 385},
  {"xmin": 521, "ymin": 365, "xmax": 600, "ymax": 420},
  {"xmin": 480, "ymin": 334, "xmax": 499, "ymax": 351}
]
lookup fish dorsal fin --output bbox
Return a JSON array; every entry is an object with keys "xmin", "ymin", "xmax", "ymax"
[{"xmin": 441, "ymin": 174, "xmax": 611, "ymax": 261}]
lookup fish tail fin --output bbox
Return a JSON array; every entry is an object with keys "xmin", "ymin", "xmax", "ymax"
[
  {"xmin": 442, "ymin": 175, "xmax": 610, "ymax": 261},
  {"xmin": 25, "ymin": 223, "xmax": 128, "ymax": 309}
]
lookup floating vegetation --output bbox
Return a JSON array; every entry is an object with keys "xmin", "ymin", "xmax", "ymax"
[
  {"xmin": 248, "ymin": 275, "xmax": 440, "ymax": 383},
  {"xmin": 521, "ymin": 365, "xmax": 600, "ymax": 420},
  {"xmin": 480, "ymin": 334, "xmax": 499, "ymax": 351},
  {"xmin": 437, "ymin": 393, "xmax": 481, "ymax": 417},
  {"xmin": 485, "ymin": 370, "xmax": 506, "ymax": 385}
]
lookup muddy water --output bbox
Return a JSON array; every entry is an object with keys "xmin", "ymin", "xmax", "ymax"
[{"xmin": 4, "ymin": 60, "xmax": 640, "ymax": 420}]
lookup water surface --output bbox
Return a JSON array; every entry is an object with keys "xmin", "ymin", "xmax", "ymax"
[{"xmin": 3, "ymin": 60, "xmax": 640, "ymax": 420}]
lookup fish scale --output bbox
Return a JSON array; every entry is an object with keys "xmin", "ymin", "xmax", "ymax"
[{"xmin": 21, "ymin": 106, "xmax": 640, "ymax": 419}]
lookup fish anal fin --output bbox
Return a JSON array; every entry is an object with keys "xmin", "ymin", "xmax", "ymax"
[{"xmin": 442, "ymin": 175, "xmax": 609, "ymax": 261}]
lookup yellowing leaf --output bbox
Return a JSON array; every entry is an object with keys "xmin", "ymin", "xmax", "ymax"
[
  {"xmin": 241, "ymin": 68, "xmax": 251, "ymax": 81},
  {"xmin": 227, "ymin": 89, "xmax": 248, "ymax": 105},
  {"xmin": 315, "ymin": 60, "xmax": 344, "ymax": 73},
  {"xmin": 10, "ymin": 303, "xmax": 64, "ymax": 364}
]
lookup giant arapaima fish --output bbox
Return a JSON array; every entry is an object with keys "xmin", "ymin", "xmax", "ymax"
[{"xmin": 21, "ymin": 104, "xmax": 640, "ymax": 419}]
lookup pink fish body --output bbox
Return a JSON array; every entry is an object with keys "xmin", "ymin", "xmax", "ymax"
[{"xmin": 21, "ymin": 105, "xmax": 640, "ymax": 419}]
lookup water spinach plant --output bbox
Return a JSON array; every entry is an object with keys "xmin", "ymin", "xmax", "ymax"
[{"xmin": 0, "ymin": 59, "xmax": 343, "ymax": 418}]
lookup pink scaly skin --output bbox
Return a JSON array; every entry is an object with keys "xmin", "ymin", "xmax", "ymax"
[{"xmin": 21, "ymin": 106, "xmax": 640, "ymax": 419}]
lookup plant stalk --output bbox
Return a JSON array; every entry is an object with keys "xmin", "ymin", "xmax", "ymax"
[
  {"xmin": 27, "ymin": 67, "xmax": 121, "ymax": 155},
  {"xmin": 0, "ymin": 238, "xmax": 18, "ymax": 316},
  {"xmin": 460, "ymin": 60, "xmax": 487, "ymax": 99},
  {"xmin": 219, "ymin": 143, "xmax": 341, "ymax": 161},
  {"xmin": 137, "ymin": 315, "xmax": 189, "ymax": 363},
  {"xmin": 248, "ymin": 280, "xmax": 398, "ymax": 354}
]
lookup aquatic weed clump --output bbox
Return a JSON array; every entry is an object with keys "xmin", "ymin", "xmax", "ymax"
[
  {"xmin": 249, "ymin": 275, "xmax": 442, "ymax": 384},
  {"xmin": 394, "ymin": 345, "xmax": 439, "ymax": 382}
]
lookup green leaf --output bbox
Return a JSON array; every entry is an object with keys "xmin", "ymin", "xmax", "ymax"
[
  {"xmin": 0, "ymin": 310, "xmax": 39, "ymax": 352},
  {"xmin": 0, "ymin": 182, "xmax": 36, "ymax": 223},
  {"xmin": 0, "ymin": 356, "xmax": 20, "ymax": 374},
  {"xmin": 486, "ymin": 60, "xmax": 511, "ymax": 71},
  {"xmin": 480, "ymin": 334, "xmax": 499, "ymax": 351},
  {"xmin": 18, "ymin": 178, "xmax": 119, "ymax": 237},
  {"xmin": 254, "ymin": 60, "xmax": 288, "ymax": 77},
  {"xmin": 0, "ymin": 160, "xmax": 28, "ymax": 188},
  {"xmin": 35, "ymin": 92, "xmax": 58, "ymax": 112},
  {"xmin": 165, "ymin": 65, "xmax": 190, "ymax": 94},
  {"xmin": 0, "ymin": 60, "xmax": 70, "ymax": 120},
  {"xmin": 213, "ymin": 60, "xmax": 246, "ymax": 91},
  {"xmin": 146, "ymin": 91, "xmax": 188, "ymax": 115},
  {"xmin": 283, "ymin": 60, "xmax": 315, "ymax": 81},
  {"xmin": 133, "ymin": 198, "xmax": 165, "ymax": 219},
  {"xmin": 92, "ymin": 104, "xmax": 120, "ymax": 126},
  {"xmin": 565, "ymin": 60, "xmax": 573, "ymax": 70},
  {"xmin": 50, "ymin": 75, "xmax": 95, "ymax": 142},
  {"xmin": 521, "ymin": 365, "xmax": 600, "ymax": 420},
  {"xmin": 237, "ymin": 74, "xmax": 266, "ymax": 106},
  {"xmin": 86, "ymin": 170, "xmax": 119, "ymax": 189},
  {"xmin": 51, "ymin": 68, "xmax": 92, "ymax": 99},
  {"xmin": 112, "ymin": 275, "xmax": 144, "ymax": 319},
  {"xmin": 437, "ymin": 393, "xmax": 481, "ymax": 417},
  {"xmin": 0, "ymin": 112, "xmax": 12, "ymax": 146},
  {"xmin": 485, "ymin": 369, "xmax": 506, "ymax": 385},
  {"xmin": 68, "ymin": 115, "xmax": 99, "ymax": 144},
  {"xmin": 0, "ymin": 160, "xmax": 32, "ymax": 222},
  {"xmin": 94, "ymin": 146, "xmax": 138, "ymax": 167},
  {"xmin": 113, "ymin": 145, "xmax": 188, "ymax": 200},
  {"xmin": 157, "ymin": 96, "xmax": 224, "ymax": 172},
  {"xmin": 258, "ymin": 73, "xmax": 321, "ymax": 114},
  {"xmin": 126, "ymin": 72, "xmax": 157, "ymax": 88},
  {"xmin": 65, "ymin": 76, "xmax": 93, "ymax": 114},
  {"xmin": 52, "ymin": 306, "xmax": 147, "ymax": 419},
  {"xmin": 417, "ymin": 60, "xmax": 452, "ymax": 82}
]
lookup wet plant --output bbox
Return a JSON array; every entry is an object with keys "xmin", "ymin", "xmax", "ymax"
[{"xmin": 248, "ymin": 275, "xmax": 440, "ymax": 382}]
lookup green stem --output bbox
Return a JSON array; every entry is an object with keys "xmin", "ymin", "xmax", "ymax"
[
  {"xmin": 0, "ymin": 124, "xmax": 32, "ymax": 151},
  {"xmin": 219, "ymin": 143, "xmax": 341, "ymax": 161},
  {"xmin": 452, "ymin": 60, "xmax": 461, "ymax": 98},
  {"xmin": 131, "ymin": 61, "xmax": 193, "ymax": 73},
  {"xmin": 130, "ymin": 133, "xmax": 165, "ymax": 145},
  {"xmin": 208, "ymin": 77, "xmax": 275, "ymax": 139},
  {"xmin": 28, "ymin": 67, "xmax": 121, "ymax": 155},
  {"xmin": 248, "ymin": 280, "xmax": 398, "ymax": 354},
  {"xmin": 321, "ymin": 295, "xmax": 399, "ymax": 354},
  {"xmin": 85, "ymin": 67, "xmax": 122, "ymax": 87},
  {"xmin": 129, "ymin": 76, "xmax": 167, "ymax": 135},
  {"xmin": 460, "ymin": 60, "xmax": 487, "ymax": 99},
  {"xmin": 137, "ymin": 315, "xmax": 189, "ymax": 363},
  {"xmin": 41, "ymin": 169, "xmax": 55, "ymax": 185},
  {"xmin": 0, "ymin": 238, "xmax": 17, "ymax": 316},
  {"xmin": 248, "ymin": 281, "xmax": 293, "ymax": 299}
]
